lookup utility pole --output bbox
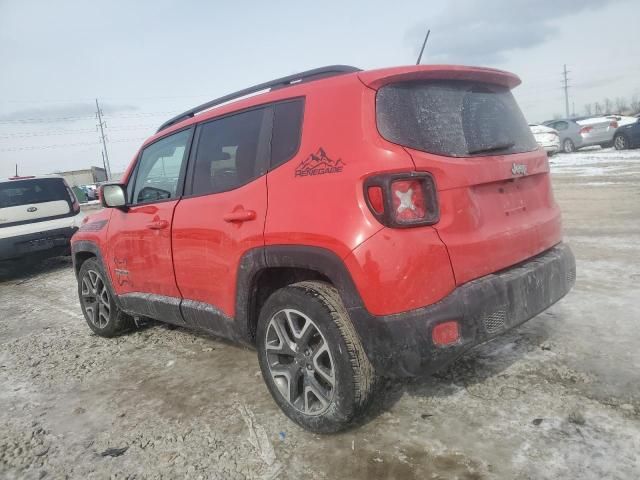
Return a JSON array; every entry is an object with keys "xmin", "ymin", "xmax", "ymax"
[
  {"xmin": 101, "ymin": 150, "xmax": 108, "ymax": 178},
  {"xmin": 562, "ymin": 64, "xmax": 570, "ymax": 118},
  {"xmin": 95, "ymin": 98, "xmax": 112, "ymax": 181}
]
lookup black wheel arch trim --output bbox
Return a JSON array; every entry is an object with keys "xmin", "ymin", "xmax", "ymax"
[
  {"xmin": 72, "ymin": 240, "xmax": 128, "ymax": 312},
  {"xmin": 235, "ymin": 245, "xmax": 368, "ymax": 344},
  {"xmin": 72, "ymin": 240, "xmax": 106, "ymax": 277}
]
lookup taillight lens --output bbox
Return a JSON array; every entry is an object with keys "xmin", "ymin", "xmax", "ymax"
[
  {"xmin": 580, "ymin": 126, "xmax": 592, "ymax": 135},
  {"xmin": 364, "ymin": 172, "xmax": 439, "ymax": 228},
  {"xmin": 391, "ymin": 179, "xmax": 426, "ymax": 223},
  {"xmin": 610, "ymin": 121, "xmax": 618, "ymax": 128},
  {"xmin": 66, "ymin": 186, "xmax": 80, "ymax": 213}
]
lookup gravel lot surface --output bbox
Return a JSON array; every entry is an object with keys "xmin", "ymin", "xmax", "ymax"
[{"xmin": 1, "ymin": 148, "xmax": 639, "ymax": 479}]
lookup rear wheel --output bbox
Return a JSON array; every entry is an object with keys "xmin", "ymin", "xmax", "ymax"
[
  {"xmin": 563, "ymin": 139, "xmax": 575, "ymax": 153},
  {"xmin": 614, "ymin": 133, "xmax": 628, "ymax": 150},
  {"xmin": 256, "ymin": 281, "xmax": 374, "ymax": 433},
  {"xmin": 78, "ymin": 258, "xmax": 134, "ymax": 337}
]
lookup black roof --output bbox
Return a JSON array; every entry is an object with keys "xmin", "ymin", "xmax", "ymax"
[{"xmin": 157, "ymin": 65, "xmax": 361, "ymax": 133}]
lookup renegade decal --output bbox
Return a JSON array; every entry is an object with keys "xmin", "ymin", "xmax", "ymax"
[{"xmin": 295, "ymin": 148, "xmax": 345, "ymax": 177}]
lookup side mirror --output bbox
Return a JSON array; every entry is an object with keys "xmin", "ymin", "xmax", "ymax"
[{"xmin": 101, "ymin": 184, "xmax": 127, "ymax": 209}]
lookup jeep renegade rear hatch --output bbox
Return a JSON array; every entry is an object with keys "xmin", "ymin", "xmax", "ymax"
[{"xmin": 368, "ymin": 67, "xmax": 562, "ymax": 286}]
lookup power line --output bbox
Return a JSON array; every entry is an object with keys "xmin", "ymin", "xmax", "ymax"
[
  {"xmin": 0, "ymin": 125, "xmax": 156, "ymax": 140},
  {"xmin": 0, "ymin": 110, "xmax": 180, "ymax": 125},
  {"xmin": 0, "ymin": 137, "xmax": 146, "ymax": 152}
]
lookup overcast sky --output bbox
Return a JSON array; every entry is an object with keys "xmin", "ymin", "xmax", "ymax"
[{"xmin": 1, "ymin": 0, "xmax": 639, "ymax": 178}]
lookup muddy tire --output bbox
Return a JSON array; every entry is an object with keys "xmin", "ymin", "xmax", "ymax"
[
  {"xmin": 256, "ymin": 281, "xmax": 375, "ymax": 433},
  {"xmin": 77, "ymin": 257, "xmax": 134, "ymax": 337}
]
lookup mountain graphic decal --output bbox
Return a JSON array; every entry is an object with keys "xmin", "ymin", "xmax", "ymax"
[{"xmin": 295, "ymin": 148, "xmax": 345, "ymax": 177}]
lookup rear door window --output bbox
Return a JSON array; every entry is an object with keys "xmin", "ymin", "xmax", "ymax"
[
  {"xmin": 0, "ymin": 178, "xmax": 68, "ymax": 208},
  {"xmin": 376, "ymin": 80, "xmax": 537, "ymax": 157},
  {"xmin": 189, "ymin": 107, "xmax": 269, "ymax": 196}
]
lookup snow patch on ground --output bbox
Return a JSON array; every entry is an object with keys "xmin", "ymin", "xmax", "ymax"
[{"xmin": 550, "ymin": 148, "xmax": 640, "ymax": 179}]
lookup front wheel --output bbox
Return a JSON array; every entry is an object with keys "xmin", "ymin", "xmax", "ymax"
[
  {"xmin": 256, "ymin": 281, "xmax": 375, "ymax": 433},
  {"xmin": 78, "ymin": 258, "xmax": 134, "ymax": 337},
  {"xmin": 563, "ymin": 138, "xmax": 575, "ymax": 153},
  {"xmin": 614, "ymin": 133, "xmax": 628, "ymax": 150}
]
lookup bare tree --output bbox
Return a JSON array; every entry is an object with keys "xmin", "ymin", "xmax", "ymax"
[
  {"xmin": 584, "ymin": 104, "xmax": 593, "ymax": 116},
  {"xmin": 631, "ymin": 95, "xmax": 640, "ymax": 114},
  {"xmin": 595, "ymin": 102, "xmax": 602, "ymax": 115},
  {"xmin": 615, "ymin": 97, "xmax": 628, "ymax": 113},
  {"xmin": 603, "ymin": 98, "xmax": 613, "ymax": 114}
]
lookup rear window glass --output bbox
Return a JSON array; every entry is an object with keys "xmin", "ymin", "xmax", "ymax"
[
  {"xmin": 0, "ymin": 178, "xmax": 68, "ymax": 208},
  {"xmin": 376, "ymin": 80, "xmax": 537, "ymax": 157}
]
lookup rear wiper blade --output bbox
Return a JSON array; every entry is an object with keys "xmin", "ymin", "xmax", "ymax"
[{"xmin": 468, "ymin": 142, "xmax": 515, "ymax": 155}]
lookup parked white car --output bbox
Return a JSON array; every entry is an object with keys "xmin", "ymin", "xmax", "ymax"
[
  {"xmin": 529, "ymin": 124, "xmax": 560, "ymax": 156},
  {"xmin": 0, "ymin": 175, "xmax": 84, "ymax": 262}
]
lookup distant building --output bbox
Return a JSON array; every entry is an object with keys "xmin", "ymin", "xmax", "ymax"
[{"xmin": 55, "ymin": 167, "xmax": 107, "ymax": 187}]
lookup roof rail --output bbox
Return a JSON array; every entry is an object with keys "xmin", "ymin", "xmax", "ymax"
[{"xmin": 156, "ymin": 65, "xmax": 361, "ymax": 133}]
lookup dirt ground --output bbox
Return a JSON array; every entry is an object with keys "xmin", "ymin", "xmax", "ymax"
[{"xmin": 1, "ymin": 148, "xmax": 639, "ymax": 479}]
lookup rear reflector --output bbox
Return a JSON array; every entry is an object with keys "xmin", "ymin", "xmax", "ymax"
[
  {"xmin": 366, "ymin": 186, "xmax": 385, "ymax": 214},
  {"xmin": 432, "ymin": 321, "xmax": 460, "ymax": 346}
]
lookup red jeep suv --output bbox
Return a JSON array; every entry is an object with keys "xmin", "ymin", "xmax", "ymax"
[{"xmin": 72, "ymin": 65, "xmax": 575, "ymax": 432}]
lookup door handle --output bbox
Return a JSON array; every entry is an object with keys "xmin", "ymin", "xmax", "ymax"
[
  {"xmin": 145, "ymin": 219, "xmax": 169, "ymax": 230},
  {"xmin": 223, "ymin": 209, "xmax": 256, "ymax": 223}
]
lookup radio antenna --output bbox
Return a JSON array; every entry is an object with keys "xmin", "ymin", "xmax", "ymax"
[{"xmin": 416, "ymin": 29, "xmax": 430, "ymax": 65}]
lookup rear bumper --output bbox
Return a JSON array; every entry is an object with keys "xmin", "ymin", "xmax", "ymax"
[
  {"xmin": 0, "ymin": 227, "xmax": 78, "ymax": 261},
  {"xmin": 350, "ymin": 243, "xmax": 576, "ymax": 377}
]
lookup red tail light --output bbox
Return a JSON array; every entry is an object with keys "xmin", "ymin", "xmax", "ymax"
[
  {"xmin": 364, "ymin": 172, "xmax": 439, "ymax": 228},
  {"xmin": 391, "ymin": 179, "xmax": 427, "ymax": 223},
  {"xmin": 610, "ymin": 121, "xmax": 618, "ymax": 128},
  {"xmin": 579, "ymin": 126, "xmax": 593, "ymax": 135},
  {"xmin": 65, "ymin": 186, "xmax": 80, "ymax": 213}
]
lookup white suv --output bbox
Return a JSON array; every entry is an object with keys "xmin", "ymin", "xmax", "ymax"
[{"xmin": 0, "ymin": 175, "xmax": 84, "ymax": 262}]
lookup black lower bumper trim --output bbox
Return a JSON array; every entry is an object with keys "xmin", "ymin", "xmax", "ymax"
[
  {"xmin": 0, "ymin": 227, "xmax": 78, "ymax": 261},
  {"xmin": 349, "ymin": 243, "xmax": 576, "ymax": 377}
]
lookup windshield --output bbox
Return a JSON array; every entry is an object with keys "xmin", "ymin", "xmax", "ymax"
[
  {"xmin": 376, "ymin": 80, "xmax": 538, "ymax": 157},
  {"xmin": 0, "ymin": 178, "xmax": 69, "ymax": 208}
]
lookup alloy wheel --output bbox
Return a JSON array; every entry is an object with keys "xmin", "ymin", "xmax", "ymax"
[
  {"xmin": 614, "ymin": 135, "xmax": 627, "ymax": 150},
  {"xmin": 564, "ymin": 139, "xmax": 574, "ymax": 153},
  {"xmin": 264, "ymin": 309, "xmax": 335, "ymax": 415},
  {"xmin": 81, "ymin": 269, "xmax": 111, "ymax": 329}
]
